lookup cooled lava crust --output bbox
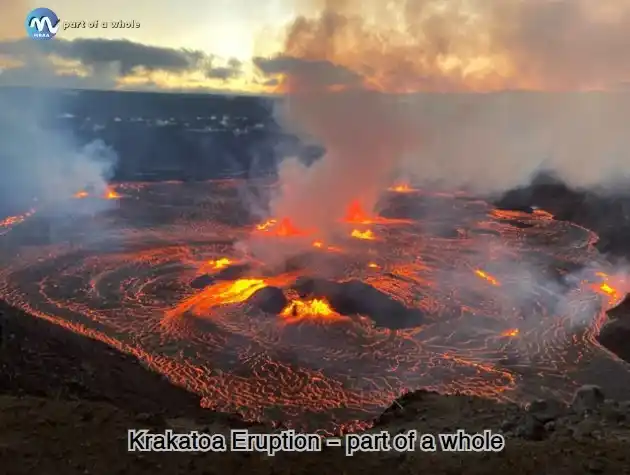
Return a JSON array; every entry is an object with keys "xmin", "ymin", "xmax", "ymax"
[{"xmin": 1, "ymin": 180, "xmax": 629, "ymax": 434}]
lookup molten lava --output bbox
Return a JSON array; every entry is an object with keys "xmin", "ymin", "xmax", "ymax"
[
  {"xmin": 204, "ymin": 278, "xmax": 267, "ymax": 305},
  {"xmin": 351, "ymin": 229, "xmax": 376, "ymax": 240},
  {"xmin": 343, "ymin": 199, "xmax": 411, "ymax": 225},
  {"xmin": 280, "ymin": 298, "xmax": 347, "ymax": 324},
  {"xmin": 199, "ymin": 257, "xmax": 233, "ymax": 273},
  {"xmin": 0, "ymin": 209, "xmax": 35, "ymax": 229},
  {"xmin": 73, "ymin": 187, "xmax": 121, "ymax": 200},
  {"xmin": 276, "ymin": 218, "xmax": 304, "ymax": 236},
  {"xmin": 167, "ymin": 273, "xmax": 297, "ymax": 319},
  {"xmin": 256, "ymin": 217, "xmax": 308, "ymax": 237},
  {"xmin": 213, "ymin": 258, "xmax": 232, "ymax": 269},
  {"xmin": 167, "ymin": 278, "xmax": 268, "ymax": 317},
  {"xmin": 389, "ymin": 183, "xmax": 416, "ymax": 193},
  {"xmin": 2, "ymin": 179, "xmax": 629, "ymax": 434},
  {"xmin": 344, "ymin": 200, "xmax": 374, "ymax": 224},
  {"xmin": 312, "ymin": 240, "xmax": 342, "ymax": 252},
  {"xmin": 474, "ymin": 269, "xmax": 501, "ymax": 286},
  {"xmin": 592, "ymin": 272, "xmax": 624, "ymax": 304},
  {"xmin": 105, "ymin": 187, "xmax": 121, "ymax": 199},
  {"xmin": 256, "ymin": 219, "xmax": 276, "ymax": 231},
  {"xmin": 533, "ymin": 208, "xmax": 554, "ymax": 220}
]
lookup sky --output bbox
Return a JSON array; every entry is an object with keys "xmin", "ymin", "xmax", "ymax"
[
  {"xmin": 40, "ymin": 0, "xmax": 297, "ymax": 60},
  {"xmin": 2, "ymin": 0, "xmax": 630, "ymax": 95}
]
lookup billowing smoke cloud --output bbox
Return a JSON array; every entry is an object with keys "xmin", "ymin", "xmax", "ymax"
[
  {"xmin": 269, "ymin": 92, "xmax": 413, "ymax": 233},
  {"xmin": 0, "ymin": 89, "xmax": 119, "ymax": 218},
  {"xmin": 256, "ymin": 0, "xmax": 630, "ymax": 235},
  {"xmin": 276, "ymin": 0, "xmax": 630, "ymax": 92}
]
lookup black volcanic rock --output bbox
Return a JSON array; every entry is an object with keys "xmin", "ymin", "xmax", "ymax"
[
  {"xmin": 494, "ymin": 175, "xmax": 630, "ymax": 257},
  {"xmin": 606, "ymin": 294, "xmax": 630, "ymax": 320},
  {"xmin": 214, "ymin": 264, "xmax": 252, "ymax": 281},
  {"xmin": 190, "ymin": 264, "xmax": 251, "ymax": 288},
  {"xmin": 495, "ymin": 205, "xmax": 536, "ymax": 213},
  {"xmin": 598, "ymin": 295, "xmax": 630, "ymax": 363},
  {"xmin": 190, "ymin": 274, "xmax": 215, "ymax": 289},
  {"xmin": 268, "ymin": 253, "xmax": 321, "ymax": 274},
  {"xmin": 292, "ymin": 277, "xmax": 424, "ymax": 329},
  {"xmin": 247, "ymin": 287, "xmax": 287, "ymax": 314}
]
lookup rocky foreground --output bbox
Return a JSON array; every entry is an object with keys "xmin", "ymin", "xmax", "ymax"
[
  {"xmin": 2, "ymin": 302, "xmax": 630, "ymax": 473},
  {"xmin": 2, "ymin": 386, "xmax": 630, "ymax": 474},
  {"xmin": 376, "ymin": 385, "xmax": 630, "ymax": 445}
]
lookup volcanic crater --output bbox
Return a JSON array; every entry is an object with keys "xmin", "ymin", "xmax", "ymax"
[{"xmin": 1, "ymin": 179, "xmax": 629, "ymax": 433}]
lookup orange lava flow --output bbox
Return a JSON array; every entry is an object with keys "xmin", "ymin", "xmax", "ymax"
[
  {"xmin": 344, "ymin": 200, "xmax": 374, "ymax": 224},
  {"xmin": 1, "ymin": 179, "xmax": 629, "ymax": 434},
  {"xmin": 256, "ymin": 219, "xmax": 277, "ymax": 231},
  {"xmin": 73, "ymin": 187, "xmax": 121, "ymax": 200},
  {"xmin": 312, "ymin": 240, "xmax": 342, "ymax": 252},
  {"xmin": 351, "ymin": 229, "xmax": 376, "ymax": 240},
  {"xmin": 166, "ymin": 274, "xmax": 297, "ymax": 319},
  {"xmin": 280, "ymin": 298, "xmax": 348, "ymax": 324},
  {"xmin": 104, "ymin": 187, "xmax": 121, "ymax": 199},
  {"xmin": 591, "ymin": 272, "xmax": 626, "ymax": 306},
  {"xmin": 0, "ymin": 209, "xmax": 35, "ymax": 228},
  {"xmin": 343, "ymin": 200, "xmax": 411, "ymax": 225},
  {"xmin": 276, "ymin": 218, "xmax": 304, "ymax": 236},
  {"xmin": 474, "ymin": 269, "xmax": 501, "ymax": 286},
  {"xmin": 199, "ymin": 257, "xmax": 233, "ymax": 273},
  {"xmin": 256, "ymin": 217, "xmax": 308, "ymax": 237},
  {"xmin": 167, "ymin": 278, "xmax": 268, "ymax": 317},
  {"xmin": 533, "ymin": 208, "xmax": 554, "ymax": 220},
  {"xmin": 389, "ymin": 183, "xmax": 416, "ymax": 193}
]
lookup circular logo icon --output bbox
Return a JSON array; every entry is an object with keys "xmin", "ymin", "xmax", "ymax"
[{"xmin": 25, "ymin": 8, "xmax": 60, "ymax": 40}]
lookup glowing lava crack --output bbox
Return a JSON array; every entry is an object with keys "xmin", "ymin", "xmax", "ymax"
[{"xmin": 1, "ymin": 180, "xmax": 629, "ymax": 434}]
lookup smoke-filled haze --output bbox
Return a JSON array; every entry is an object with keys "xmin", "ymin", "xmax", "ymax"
[
  {"xmin": 0, "ymin": 0, "xmax": 119, "ymax": 215},
  {"xmin": 266, "ymin": 0, "xmax": 630, "ymax": 233},
  {"xmin": 0, "ymin": 91, "xmax": 118, "ymax": 216}
]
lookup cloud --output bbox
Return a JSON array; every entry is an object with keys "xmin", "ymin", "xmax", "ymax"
[
  {"xmin": 254, "ymin": 56, "xmax": 361, "ymax": 90},
  {"xmin": 269, "ymin": 0, "xmax": 630, "ymax": 92},
  {"xmin": 206, "ymin": 58, "xmax": 243, "ymax": 81},
  {"xmin": 0, "ymin": 58, "xmax": 119, "ymax": 90},
  {"xmin": 50, "ymin": 38, "xmax": 203, "ymax": 75},
  {"xmin": 0, "ymin": 37, "xmax": 247, "ymax": 92},
  {"xmin": 0, "ymin": 37, "xmax": 202, "ymax": 73}
]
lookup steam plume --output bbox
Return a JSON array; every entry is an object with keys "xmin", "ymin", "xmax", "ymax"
[
  {"xmin": 0, "ymin": 90, "xmax": 118, "ymax": 217},
  {"xmin": 262, "ymin": 0, "xmax": 630, "ymax": 232}
]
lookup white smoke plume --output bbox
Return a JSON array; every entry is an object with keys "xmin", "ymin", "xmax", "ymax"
[
  {"xmin": 0, "ymin": 89, "xmax": 118, "ymax": 217},
  {"xmin": 258, "ymin": 0, "xmax": 630, "ymax": 233}
]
